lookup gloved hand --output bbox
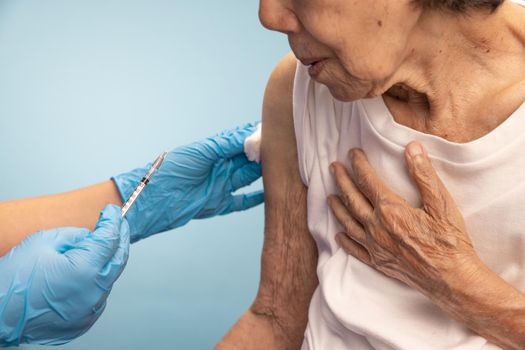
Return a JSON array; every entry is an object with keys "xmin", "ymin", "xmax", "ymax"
[
  {"xmin": 0, "ymin": 205, "xmax": 129, "ymax": 346},
  {"xmin": 113, "ymin": 122, "xmax": 263, "ymax": 243}
]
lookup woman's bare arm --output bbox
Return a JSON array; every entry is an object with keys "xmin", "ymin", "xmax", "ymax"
[
  {"xmin": 0, "ymin": 180, "xmax": 122, "ymax": 255},
  {"xmin": 215, "ymin": 53, "xmax": 318, "ymax": 349}
]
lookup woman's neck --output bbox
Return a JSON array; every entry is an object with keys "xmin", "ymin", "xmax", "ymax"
[{"xmin": 382, "ymin": 1, "xmax": 525, "ymax": 143}]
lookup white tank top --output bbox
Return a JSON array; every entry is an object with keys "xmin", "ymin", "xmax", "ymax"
[{"xmin": 294, "ymin": 6, "xmax": 525, "ymax": 348}]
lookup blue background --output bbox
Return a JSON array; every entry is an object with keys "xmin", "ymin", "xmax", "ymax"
[{"xmin": 0, "ymin": 0, "xmax": 289, "ymax": 349}]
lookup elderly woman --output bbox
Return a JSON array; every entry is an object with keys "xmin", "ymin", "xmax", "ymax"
[{"xmin": 216, "ymin": 0, "xmax": 525, "ymax": 349}]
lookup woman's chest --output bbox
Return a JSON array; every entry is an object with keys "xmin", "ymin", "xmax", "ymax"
[{"xmin": 306, "ymin": 107, "xmax": 525, "ymax": 289}]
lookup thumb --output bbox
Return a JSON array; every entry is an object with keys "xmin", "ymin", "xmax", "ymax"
[
  {"xmin": 230, "ymin": 162, "xmax": 262, "ymax": 192},
  {"xmin": 96, "ymin": 212, "xmax": 130, "ymax": 291},
  {"xmin": 405, "ymin": 141, "xmax": 452, "ymax": 217},
  {"xmin": 64, "ymin": 205, "xmax": 123, "ymax": 269},
  {"xmin": 226, "ymin": 190, "xmax": 265, "ymax": 214}
]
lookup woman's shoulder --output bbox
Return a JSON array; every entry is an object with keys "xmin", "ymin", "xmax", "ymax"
[{"xmin": 263, "ymin": 52, "xmax": 296, "ymax": 130}]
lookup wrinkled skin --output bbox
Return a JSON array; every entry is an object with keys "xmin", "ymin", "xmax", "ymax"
[
  {"xmin": 241, "ymin": 0, "xmax": 525, "ymax": 348},
  {"xmin": 259, "ymin": 0, "xmax": 422, "ymax": 102},
  {"xmin": 328, "ymin": 142, "xmax": 476, "ymax": 297},
  {"xmin": 328, "ymin": 142, "xmax": 525, "ymax": 349}
]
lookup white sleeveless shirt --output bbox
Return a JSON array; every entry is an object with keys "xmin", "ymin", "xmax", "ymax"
[{"xmin": 294, "ymin": 5, "xmax": 525, "ymax": 348}]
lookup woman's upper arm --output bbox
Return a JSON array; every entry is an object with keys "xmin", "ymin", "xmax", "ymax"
[
  {"xmin": 253, "ymin": 52, "xmax": 319, "ymax": 346},
  {"xmin": 216, "ymin": 53, "xmax": 317, "ymax": 350}
]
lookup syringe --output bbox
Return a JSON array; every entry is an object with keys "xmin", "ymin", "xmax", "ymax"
[{"xmin": 121, "ymin": 151, "xmax": 168, "ymax": 218}]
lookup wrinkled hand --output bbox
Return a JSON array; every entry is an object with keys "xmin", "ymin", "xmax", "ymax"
[
  {"xmin": 328, "ymin": 141, "xmax": 478, "ymax": 296},
  {"xmin": 113, "ymin": 122, "xmax": 264, "ymax": 243},
  {"xmin": 0, "ymin": 205, "xmax": 129, "ymax": 346}
]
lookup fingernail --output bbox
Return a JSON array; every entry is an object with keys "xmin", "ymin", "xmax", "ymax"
[
  {"xmin": 407, "ymin": 142, "xmax": 423, "ymax": 158},
  {"xmin": 329, "ymin": 163, "xmax": 335, "ymax": 174}
]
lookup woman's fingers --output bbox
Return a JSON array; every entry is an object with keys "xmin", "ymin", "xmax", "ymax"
[
  {"xmin": 328, "ymin": 195, "xmax": 367, "ymax": 245},
  {"xmin": 349, "ymin": 149, "xmax": 400, "ymax": 207},
  {"xmin": 336, "ymin": 233, "xmax": 372, "ymax": 266},
  {"xmin": 330, "ymin": 161, "xmax": 373, "ymax": 224},
  {"xmin": 404, "ymin": 142, "xmax": 454, "ymax": 218}
]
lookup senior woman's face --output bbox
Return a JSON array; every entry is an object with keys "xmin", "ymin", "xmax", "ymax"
[{"xmin": 259, "ymin": 0, "xmax": 422, "ymax": 101}]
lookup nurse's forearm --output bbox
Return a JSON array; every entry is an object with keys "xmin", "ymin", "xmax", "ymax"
[{"xmin": 0, "ymin": 180, "xmax": 122, "ymax": 256}]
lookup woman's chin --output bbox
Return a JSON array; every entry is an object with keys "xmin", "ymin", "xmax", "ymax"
[
  {"xmin": 314, "ymin": 70, "xmax": 373, "ymax": 102},
  {"xmin": 325, "ymin": 83, "xmax": 369, "ymax": 102}
]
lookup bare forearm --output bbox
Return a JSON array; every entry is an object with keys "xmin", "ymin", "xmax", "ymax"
[
  {"xmin": 216, "ymin": 176, "xmax": 317, "ymax": 350},
  {"xmin": 252, "ymin": 186, "xmax": 318, "ymax": 345},
  {"xmin": 438, "ymin": 258, "xmax": 525, "ymax": 349},
  {"xmin": 0, "ymin": 180, "xmax": 122, "ymax": 255}
]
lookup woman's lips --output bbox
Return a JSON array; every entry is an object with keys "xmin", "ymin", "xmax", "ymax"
[{"xmin": 307, "ymin": 59, "xmax": 327, "ymax": 77}]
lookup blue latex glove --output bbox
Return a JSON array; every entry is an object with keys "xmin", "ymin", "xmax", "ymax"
[
  {"xmin": 0, "ymin": 205, "xmax": 129, "ymax": 346},
  {"xmin": 113, "ymin": 122, "xmax": 264, "ymax": 243}
]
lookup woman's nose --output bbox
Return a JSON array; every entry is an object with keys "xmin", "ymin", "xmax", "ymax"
[{"xmin": 259, "ymin": 0, "xmax": 301, "ymax": 34}]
